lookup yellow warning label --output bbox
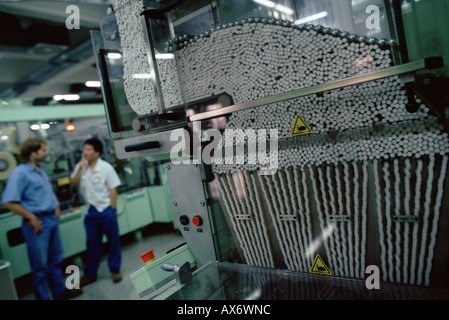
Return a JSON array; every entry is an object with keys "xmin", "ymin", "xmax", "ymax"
[
  {"xmin": 291, "ymin": 114, "xmax": 312, "ymax": 136},
  {"xmin": 310, "ymin": 254, "xmax": 332, "ymax": 276}
]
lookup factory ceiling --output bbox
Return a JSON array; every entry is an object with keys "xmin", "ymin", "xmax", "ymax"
[{"xmin": 0, "ymin": 0, "xmax": 111, "ymax": 104}]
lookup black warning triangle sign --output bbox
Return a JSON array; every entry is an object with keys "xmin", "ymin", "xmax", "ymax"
[
  {"xmin": 310, "ymin": 254, "xmax": 332, "ymax": 276},
  {"xmin": 291, "ymin": 114, "xmax": 312, "ymax": 136}
]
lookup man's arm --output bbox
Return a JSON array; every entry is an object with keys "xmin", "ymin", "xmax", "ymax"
[
  {"xmin": 106, "ymin": 164, "xmax": 121, "ymax": 210},
  {"xmin": 4, "ymin": 202, "xmax": 42, "ymax": 234},
  {"xmin": 70, "ymin": 160, "xmax": 86, "ymax": 188},
  {"xmin": 2, "ymin": 170, "xmax": 42, "ymax": 234},
  {"xmin": 110, "ymin": 188, "xmax": 117, "ymax": 209},
  {"xmin": 55, "ymin": 206, "xmax": 61, "ymax": 219}
]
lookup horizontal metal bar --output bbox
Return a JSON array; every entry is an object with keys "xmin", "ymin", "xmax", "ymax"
[{"xmin": 188, "ymin": 58, "xmax": 435, "ymax": 122}]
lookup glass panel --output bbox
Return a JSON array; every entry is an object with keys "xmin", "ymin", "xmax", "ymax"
[
  {"xmin": 163, "ymin": 261, "xmax": 449, "ymax": 300},
  {"xmin": 91, "ymin": 30, "xmax": 135, "ymax": 139},
  {"xmin": 168, "ymin": 0, "xmax": 393, "ymax": 41},
  {"xmin": 97, "ymin": 0, "xmax": 399, "ymax": 138},
  {"xmin": 173, "ymin": 6, "xmax": 215, "ymax": 38},
  {"xmin": 102, "ymin": 50, "xmax": 135, "ymax": 134},
  {"xmin": 400, "ymin": 0, "xmax": 449, "ymax": 76},
  {"xmin": 168, "ymin": 0, "xmax": 397, "ymax": 127},
  {"xmin": 91, "ymin": 18, "xmax": 186, "ymax": 140}
]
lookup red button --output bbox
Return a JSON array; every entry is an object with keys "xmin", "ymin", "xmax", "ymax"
[{"xmin": 192, "ymin": 216, "xmax": 202, "ymax": 226}]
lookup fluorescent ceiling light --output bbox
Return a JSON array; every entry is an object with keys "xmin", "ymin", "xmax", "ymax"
[
  {"xmin": 107, "ymin": 52, "xmax": 122, "ymax": 59},
  {"xmin": 30, "ymin": 124, "xmax": 40, "ymax": 131},
  {"xmin": 132, "ymin": 74, "xmax": 153, "ymax": 79},
  {"xmin": 275, "ymin": 4, "xmax": 294, "ymax": 15},
  {"xmin": 294, "ymin": 11, "xmax": 328, "ymax": 25},
  {"xmin": 54, "ymin": 94, "xmax": 80, "ymax": 101},
  {"xmin": 40, "ymin": 123, "xmax": 50, "ymax": 130},
  {"xmin": 63, "ymin": 94, "xmax": 80, "ymax": 101},
  {"xmin": 253, "ymin": 0, "xmax": 275, "ymax": 8},
  {"xmin": 253, "ymin": 0, "xmax": 294, "ymax": 15},
  {"xmin": 85, "ymin": 81, "xmax": 101, "ymax": 88}
]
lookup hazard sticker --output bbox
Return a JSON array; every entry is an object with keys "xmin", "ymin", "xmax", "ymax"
[
  {"xmin": 291, "ymin": 114, "xmax": 312, "ymax": 136},
  {"xmin": 310, "ymin": 254, "xmax": 332, "ymax": 276}
]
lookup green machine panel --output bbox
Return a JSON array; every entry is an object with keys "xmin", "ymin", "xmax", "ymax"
[
  {"xmin": 148, "ymin": 165, "xmax": 175, "ymax": 224},
  {"xmin": 116, "ymin": 193, "xmax": 130, "ymax": 236},
  {"xmin": 123, "ymin": 187, "xmax": 154, "ymax": 231},
  {"xmin": 148, "ymin": 186, "xmax": 173, "ymax": 223},
  {"xmin": 0, "ymin": 213, "xmax": 30, "ymax": 278},
  {"xmin": 58, "ymin": 207, "xmax": 88, "ymax": 258}
]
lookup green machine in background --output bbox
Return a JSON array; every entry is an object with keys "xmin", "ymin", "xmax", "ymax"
[{"xmin": 0, "ymin": 113, "xmax": 177, "ymax": 280}]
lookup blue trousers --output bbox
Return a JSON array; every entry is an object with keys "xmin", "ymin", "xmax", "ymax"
[
  {"xmin": 22, "ymin": 214, "xmax": 66, "ymax": 300},
  {"xmin": 83, "ymin": 205, "xmax": 121, "ymax": 279}
]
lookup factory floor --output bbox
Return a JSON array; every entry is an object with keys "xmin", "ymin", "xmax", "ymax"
[{"xmin": 18, "ymin": 223, "xmax": 184, "ymax": 300}]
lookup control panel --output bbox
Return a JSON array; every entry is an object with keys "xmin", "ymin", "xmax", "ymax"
[{"xmin": 165, "ymin": 163, "xmax": 217, "ymax": 266}]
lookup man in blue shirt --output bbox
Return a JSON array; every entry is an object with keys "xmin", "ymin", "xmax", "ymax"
[{"xmin": 2, "ymin": 137, "xmax": 83, "ymax": 300}]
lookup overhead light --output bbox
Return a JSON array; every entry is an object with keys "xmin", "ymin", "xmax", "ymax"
[
  {"xmin": 1, "ymin": 135, "xmax": 8, "ymax": 140},
  {"xmin": 294, "ymin": 11, "xmax": 328, "ymax": 25},
  {"xmin": 274, "ymin": 4, "xmax": 294, "ymax": 15},
  {"xmin": 132, "ymin": 74, "xmax": 153, "ymax": 79},
  {"xmin": 63, "ymin": 94, "xmax": 80, "ymax": 101},
  {"xmin": 253, "ymin": 0, "xmax": 275, "ymax": 8},
  {"xmin": 53, "ymin": 94, "xmax": 80, "ymax": 101},
  {"xmin": 107, "ymin": 52, "xmax": 122, "ymax": 60},
  {"xmin": 30, "ymin": 123, "xmax": 50, "ymax": 130},
  {"xmin": 66, "ymin": 120, "xmax": 75, "ymax": 131},
  {"xmin": 85, "ymin": 81, "xmax": 101, "ymax": 88},
  {"xmin": 252, "ymin": 0, "xmax": 294, "ymax": 15}
]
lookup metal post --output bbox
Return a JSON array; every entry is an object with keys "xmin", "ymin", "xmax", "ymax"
[
  {"xmin": 392, "ymin": 0, "xmax": 410, "ymax": 63},
  {"xmin": 140, "ymin": 11, "xmax": 166, "ymax": 114}
]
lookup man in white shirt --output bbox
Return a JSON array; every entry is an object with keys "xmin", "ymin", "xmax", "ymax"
[{"xmin": 71, "ymin": 138, "xmax": 122, "ymax": 286}]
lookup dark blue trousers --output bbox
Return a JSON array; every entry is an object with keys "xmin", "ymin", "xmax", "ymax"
[
  {"xmin": 83, "ymin": 205, "xmax": 121, "ymax": 279},
  {"xmin": 22, "ymin": 214, "xmax": 66, "ymax": 300}
]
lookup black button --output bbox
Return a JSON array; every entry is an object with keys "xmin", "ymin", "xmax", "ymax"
[{"xmin": 179, "ymin": 215, "xmax": 189, "ymax": 225}]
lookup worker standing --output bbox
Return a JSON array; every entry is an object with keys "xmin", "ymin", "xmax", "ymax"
[
  {"xmin": 70, "ymin": 138, "xmax": 122, "ymax": 286},
  {"xmin": 2, "ymin": 137, "xmax": 83, "ymax": 300}
]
